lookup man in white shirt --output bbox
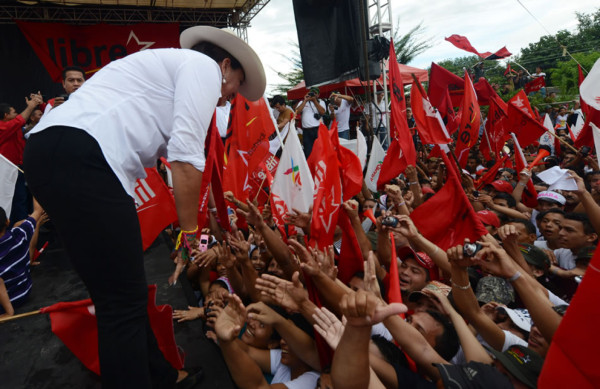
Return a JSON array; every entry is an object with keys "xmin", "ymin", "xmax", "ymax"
[
  {"xmin": 23, "ymin": 26, "xmax": 266, "ymax": 388},
  {"xmin": 328, "ymin": 91, "xmax": 354, "ymax": 139},
  {"xmin": 295, "ymin": 87, "xmax": 326, "ymax": 158}
]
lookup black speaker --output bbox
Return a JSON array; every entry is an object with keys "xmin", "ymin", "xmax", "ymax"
[{"xmin": 292, "ymin": 0, "xmax": 368, "ymax": 87}]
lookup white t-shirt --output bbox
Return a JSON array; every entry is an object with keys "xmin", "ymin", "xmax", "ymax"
[
  {"xmin": 216, "ymin": 101, "xmax": 231, "ymax": 138},
  {"xmin": 534, "ymin": 240, "xmax": 577, "ymax": 270},
  {"xmin": 31, "ymin": 48, "xmax": 221, "ymax": 198},
  {"xmin": 335, "ymin": 99, "xmax": 351, "ymax": 131},
  {"xmin": 300, "ymin": 100, "xmax": 326, "ymax": 129},
  {"xmin": 367, "ymin": 99, "xmax": 387, "ymax": 128},
  {"xmin": 556, "ymin": 114, "xmax": 568, "ymax": 130},
  {"xmin": 270, "ymin": 349, "xmax": 320, "ymax": 389}
]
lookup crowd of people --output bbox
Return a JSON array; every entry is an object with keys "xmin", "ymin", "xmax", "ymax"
[{"xmin": 1, "ymin": 27, "xmax": 598, "ymax": 388}]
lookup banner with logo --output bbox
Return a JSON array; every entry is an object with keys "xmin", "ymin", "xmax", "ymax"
[{"xmin": 16, "ymin": 21, "xmax": 180, "ymax": 81}]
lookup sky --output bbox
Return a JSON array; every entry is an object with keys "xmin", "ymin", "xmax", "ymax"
[{"xmin": 247, "ymin": 0, "xmax": 599, "ymax": 95}]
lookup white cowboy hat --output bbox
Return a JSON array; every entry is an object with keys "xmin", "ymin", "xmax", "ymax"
[{"xmin": 180, "ymin": 26, "xmax": 266, "ymax": 101}]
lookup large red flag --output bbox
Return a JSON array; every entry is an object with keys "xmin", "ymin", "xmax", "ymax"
[
  {"xmin": 411, "ymin": 152, "xmax": 488, "ymax": 250},
  {"xmin": 484, "ymin": 95, "xmax": 509, "ymax": 158},
  {"xmin": 328, "ymin": 121, "xmax": 363, "ymax": 202},
  {"xmin": 223, "ymin": 95, "xmax": 273, "ymax": 201},
  {"xmin": 376, "ymin": 137, "xmax": 404, "ymax": 189},
  {"xmin": 135, "ymin": 168, "xmax": 178, "ymax": 251},
  {"xmin": 388, "ymin": 40, "xmax": 416, "ymax": 164},
  {"xmin": 307, "ymin": 124, "xmax": 342, "ymax": 249},
  {"xmin": 538, "ymin": 247, "xmax": 600, "ymax": 388},
  {"xmin": 428, "ymin": 62, "xmax": 465, "ymax": 109},
  {"xmin": 454, "ymin": 70, "xmax": 481, "ymax": 167},
  {"xmin": 410, "ymin": 82, "xmax": 451, "ymax": 144},
  {"xmin": 508, "ymin": 101, "xmax": 548, "ymax": 148},
  {"xmin": 39, "ymin": 285, "xmax": 184, "ymax": 375},
  {"xmin": 524, "ymin": 76, "xmax": 546, "ymax": 95}
]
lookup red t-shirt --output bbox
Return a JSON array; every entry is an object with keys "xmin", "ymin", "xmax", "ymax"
[{"xmin": 0, "ymin": 115, "xmax": 26, "ymax": 165}]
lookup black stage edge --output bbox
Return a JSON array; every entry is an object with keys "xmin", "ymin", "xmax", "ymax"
[{"xmin": 0, "ymin": 233, "xmax": 235, "ymax": 388}]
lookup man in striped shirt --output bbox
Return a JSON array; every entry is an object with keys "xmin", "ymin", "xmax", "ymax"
[{"xmin": 0, "ymin": 200, "xmax": 43, "ymax": 317}]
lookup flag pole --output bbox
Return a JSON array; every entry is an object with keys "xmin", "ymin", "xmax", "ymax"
[
  {"xmin": 483, "ymin": 126, "xmax": 494, "ymax": 157},
  {"xmin": 254, "ymin": 175, "xmax": 268, "ymax": 202},
  {"xmin": 543, "ymin": 129, "xmax": 579, "ymax": 153},
  {"xmin": 0, "ymin": 309, "xmax": 41, "ymax": 323}
]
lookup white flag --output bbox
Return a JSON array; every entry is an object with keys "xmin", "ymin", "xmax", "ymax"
[
  {"xmin": 580, "ymin": 58, "xmax": 600, "ymax": 112},
  {"xmin": 539, "ymin": 114, "xmax": 555, "ymax": 153},
  {"xmin": 0, "ymin": 154, "xmax": 18, "ymax": 217},
  {"xmin": 571, "ymin": 113, "xmax": 585, "ymax": 140},
  {"xmin": 365, "ymin": 137, "xmax": 386, "ymax": 192},
  {"xmin": 271, "ymin": 128, "xmax": 314, "ymax": 225},
  {"xmin": 339, "ymin": 130, "xmax": 368, "ymax": 169}
]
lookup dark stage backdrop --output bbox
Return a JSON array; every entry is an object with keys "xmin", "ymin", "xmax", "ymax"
[{"xmin": 292, "ymin": 0, "xmax": 368, "ymax": 88}]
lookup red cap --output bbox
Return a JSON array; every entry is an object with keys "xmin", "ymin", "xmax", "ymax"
[
  {"xmin": 490, "ymin": 180, "xmax": 513, "ymax": 194},
  {"xmin": 397, "ymin": 246, "xmax": 439, "ymax": 281},
  {"xmin": 422, "ymin": 186, "xmax": 435, "ymax": 195},
  {"xmin": 477, "ymin": 210, "xmax": 500, "ymax": 228}
]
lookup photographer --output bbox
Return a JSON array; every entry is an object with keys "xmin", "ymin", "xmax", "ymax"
[
  {"xmin": 328, "ymin": 91, "xmax": 354, "ymax": 140},
  {"xmin": 295, "ymin": 86, "xmax": 326, "ymax": 158},
  {"xmin": 44, "ymin": 66, "xmax": 86, "ymax": 113}
]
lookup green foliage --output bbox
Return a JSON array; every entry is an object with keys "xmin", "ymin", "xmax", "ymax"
[
  {"xmin": 271, "ymin": 43, "xmax": 304, "ymax": 96},
  {"xmin": 393, "ymin": 21, "xmax": 434, "ymax": 64},
  {"xmin": 550, "ymin": 51, "xmax": 600, "ymax": 94}
]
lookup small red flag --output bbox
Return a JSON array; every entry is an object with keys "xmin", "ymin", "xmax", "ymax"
[
  {"xmin": 40, "ymin": 285, "xmax": 184, "ymax": 375},
  {"xmin": 411, "ymin": 152, "xmax": 488, "ymax": 250},
  {"xmin": 336, "ymin": 210, "xmax": 364, "ymax": 285},
  {"xmin": 507, "ymin": 91, "xmax": 547, "ymax": 148},
  {"xmin": 307, "ymin": 124, "xmax": 342, "ymax": 249},
  {"xmin": 410, "ymin": 81, "xmax": 451, "ymax": 144},
  {"xmin": 135, "ymin": 168, "xmax": 178, "ymax": 251},
  {"xmin": 454, "ymin": 70, "xmax": 481, "ymax": 167},
  {"xmin": 524, "ymin": 76, "xmax": 546, "ymax": 95}
]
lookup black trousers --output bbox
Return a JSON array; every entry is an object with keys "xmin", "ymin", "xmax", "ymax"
[
  {"xmin": 23, "ymin": 127, "xmax": 178, "ymax": 388},
  {"xmin": 302, "ymin": 126, "xmax": 319, "ymax": 159}
]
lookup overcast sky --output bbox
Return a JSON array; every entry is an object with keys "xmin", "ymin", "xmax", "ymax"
[{"xmin": 247, "ymin": 0, "xmax": 599, "ymax": 95}]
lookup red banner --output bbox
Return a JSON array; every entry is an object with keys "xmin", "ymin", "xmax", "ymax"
[
  {"xmin": 16, "ymin": 21, "xmax": 180, "ymax": 81},
  {"xmin": 524, "ymin": 76, "xmax": 546, "ymax": 94}
]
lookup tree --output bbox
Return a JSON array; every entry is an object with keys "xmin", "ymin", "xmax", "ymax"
[
  {"xmin": 392, "ymin": 21, "xmax": 433, "ymax": 65},
  {"xmin": 550, "ymin": 51, "xmax": 600, "ymax": 95},
  {"xmin": 271, "ymin": 43, "xmax": 304, "ymax": 96}
]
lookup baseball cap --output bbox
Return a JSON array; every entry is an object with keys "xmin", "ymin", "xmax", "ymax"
[
  {"xmin": 497, "ymin": 307, "xmax": 532, "ymax": 332},
  {"xmin": 397, "ymin": 246, "xmax": 439, "ymax": 281},
  {"xmin": 422, "ymin": 186, "xmax": 436, "ymax": 195},
  {"xmin": 408, "ymin": 280, "xmax": 451, "ymax": 302},
  {"xmin": 490, "ymin": 180, "xmax": 514, "ymax": 194},
  {"xmin": 537, "ymin": 191, "xmax": 566, "ymax": 205},
  {"xmin": 477, "ymin": 210, "xmax": 500, "ymax": 228},
  {"xmin": 487, "ymin": 345, "xmax": 544, "ymax": 389},
  {"xmin": 518, "ymin": 243, "xmax": 550, "ymax": 270},
  {"xmin": 435, "ymin": 361, "xmax": 513, "ymax": 389},
  {"xmin": 475, "ymin": 276, "xmax": 515, "ymax": 305}
]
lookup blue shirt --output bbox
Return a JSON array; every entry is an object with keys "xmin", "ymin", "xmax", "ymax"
[{"xmin": 0, "ymin": 217, "xmax": 35, "ymax": 304}]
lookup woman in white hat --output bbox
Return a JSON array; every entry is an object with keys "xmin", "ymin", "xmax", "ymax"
[{"xmin": 23, "ymin": 26, "xmax": 265, "ymax": 388}]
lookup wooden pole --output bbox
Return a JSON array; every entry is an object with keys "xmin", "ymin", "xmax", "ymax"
[
  {"xmin": 0, "ymin": 309, "xmax": 41, "ymax": 324},
  {"xmin": 544, "ymin": 129, "xmax": 579, "ymax": 153}
]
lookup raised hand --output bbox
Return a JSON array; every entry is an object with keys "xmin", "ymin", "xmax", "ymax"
[
  {"xmin": 285, "ymin": 208, "xmax": 312, "ymax": 229},
  {"xmin": 255, "ymin": 271, "xmax": 307, "ymax": 312},
  {"xmin": 237, "ymin": 200, "xmax": 264, "ymax": 228},
  {"xmin": 312, "ymin": 307, "xmax": 346, "ymax": 350},
  {"xmin": 247, "ymin": 301, "xmax": 283, "ymax": 326},
  {"xmin": 340, "ymin": 289, "xmax": 407, "ymax": 327},
  {"xmin": 288, "ymin": 240, "xmax": 320, "ymax": 276},
  {"xmin": 363, "ymin": 252, "xmax": 381, "ymax": 299},
  {"xmin": 172, "ymin": 306, "xmax": 203, "ymax": 322},
  {"xmin": 472, "ymin": 242, "xmax": 519, "ymax": 279},
  {"xmin": 215, "ymin": 294, "xmax": 247, "ymax": 342},
  {"xmin": 315, "ymin": 245, "xmax": 338, "ymax": 281}
]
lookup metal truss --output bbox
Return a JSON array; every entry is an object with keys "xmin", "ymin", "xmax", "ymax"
[{"xmin": 0, "ymin": 0, "xmax": 270, "ymax": 33}]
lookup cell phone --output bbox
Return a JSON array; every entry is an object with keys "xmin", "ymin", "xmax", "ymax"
[
  {"xmin": 199, "ymin": 234, "xmax": 209, "ymax": 252},
  {"xmin": 472, "ymin": 190, "xmax": 479, "ymax": 198}
]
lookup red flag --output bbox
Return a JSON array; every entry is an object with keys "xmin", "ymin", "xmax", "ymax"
[
  {"xmin": 485, "ymin": 95, "xmax": 509, "ymax": 157},
  {"xmin": 507, "ymin": 91, "xmax": 547, "ymax": 148},
  {"xmin": 538, "ymin": 247, "xmax": 600, "ymax": 388},
  {"xmin": 524, "ymin": 76, "xmax": 546, "ymax": 94},
  {"xmin": 428, "ymin": 62, "xmax": 465, "ymax": 109},
  {"xmin": 410, "ymin": 81, "xmax": 451, "ymax": 144},
  {"xmin": 329, "ymin": 121, "xmax": 363, "ymax": 202},
  {"xmin": 480, "ymin": 46, "xmax": 511, "ymax": 60},
  {"xmin": 388, "ymin": 40, "xmax": 416, "ymax": 164},
  {"xmin": 336, "ymin": 211, "xmax": 364, "ymax": 285},
  {"xmin": 476, "ymin": 155, "xmax": 508, "ymax": 189},
  {"xmin": 454, "ymin": 70, "xmax": 481, "ymax": 167},
  {"xmin": 411, "ymin": 152, "xmax": 488, "ymax": 250},
  {"xmin": 376, "ymin": 137, "xmax": 405, "ymax": 189},
  {"xmin": 135, "ymin": 168, "xmax": 178, "ymax": 251},
  {"xmin": 511, "ymin": 133, "xmax": 538, "ymax": 208},
  {"xmin": 444, "ymin": 34, "xmax": 511, "ymax": 59},
  {"xmin": 40, "ymin": 285, "xmax": 184, "ymax": 375},
  {"xmin": 302, "ymin": 273, "xmax": 334, "ymax": 369},
  {"xmin": 387, "ymin": 233, "xmax": 403, "ymax": 306},
  {"xmin": 223, "ymin": 95, "xmax": 273, "ymax": 201},
  {"xmin": 198, "ymin": 115, "xmax": 230, "ymax": 232},
  {"xmin": 307, "ymin": 124, "xmax": 342, "ymax": 249}
]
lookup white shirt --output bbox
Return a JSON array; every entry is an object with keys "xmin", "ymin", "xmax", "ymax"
[
  {"xmin": 300, "ymin": 100, "xmax": 326, "ymax": 128},
  {"xmin": 534, "ymin": 240, "xmax": 577, "ymax": 270},
  {"xmin": 270, "ymin": 349, "xmax": 320, "ymax": 388},
  {"xmin": 216, "ymin": 101, "xmax": 231, "ymax": 138},
  {"xmin": 367, "ymin": 98, "xmax": 387, "ymax": 128},
  {"xmin": 31, "ymin": 48, "xmax": 221, "ymax": 198},
  {"xmin": 334, "ymin": 99, "xmax": 351, "ymax": 131}
]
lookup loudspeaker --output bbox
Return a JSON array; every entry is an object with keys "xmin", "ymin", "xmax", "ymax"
[{"xmin": 292, "ymin": 0, "xmax": 368, "ymax": 87}]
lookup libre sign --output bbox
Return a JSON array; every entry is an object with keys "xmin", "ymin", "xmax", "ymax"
[{"xmin": 16, "ymin": 21, "xmax": 180, "ymax": 81}]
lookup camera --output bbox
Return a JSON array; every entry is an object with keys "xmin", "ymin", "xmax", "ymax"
[
  {"xmin": 381, "ymin": 216, "xmax": 399, "ymax": 228},
  {"xmin": 59, "ymin": 93, "xmax": 69, "ymax": 101},
  {"xmin": 308, "ymin": 91, "xmax": 315, "ymax": 97},
  {"xmin": 472, "ymin": 190, "xmax": 479, "ymax": 198},
  {"xmin": 581, "ymin": 145, "xmax": 591, "ymax": 157},
  {"xmin": 313, "ymin": 113, "xmax": 321, "ymax": 120},
  {"xmin": 463, "ymin": 243, "xmax": 482, "ymax": 257}
]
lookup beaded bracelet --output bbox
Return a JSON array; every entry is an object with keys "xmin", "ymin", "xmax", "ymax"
[
  {"xmin": 451, "ymin": 280, "xmax": 471, "ymax": 290},
  {"xmin": 175, "ymin": 226, "xmax": 198, "ymax": 261}
]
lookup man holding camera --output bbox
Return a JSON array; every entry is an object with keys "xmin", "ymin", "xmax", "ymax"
[
  {"xmin": 328, "ymin": 91, "xmax": 354, "ymax": 140},
  {"xmin": 44, "ymin": 66, "xmax": 86, "ymax": 113},
  {"xmin": 295, "ymin": 86, "xmax": 326, "ymax": 158}
]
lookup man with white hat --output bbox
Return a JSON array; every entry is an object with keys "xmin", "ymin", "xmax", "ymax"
[{"xmin": 23, "ymin": 26, "xmax": 266, "ymax": 388}]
